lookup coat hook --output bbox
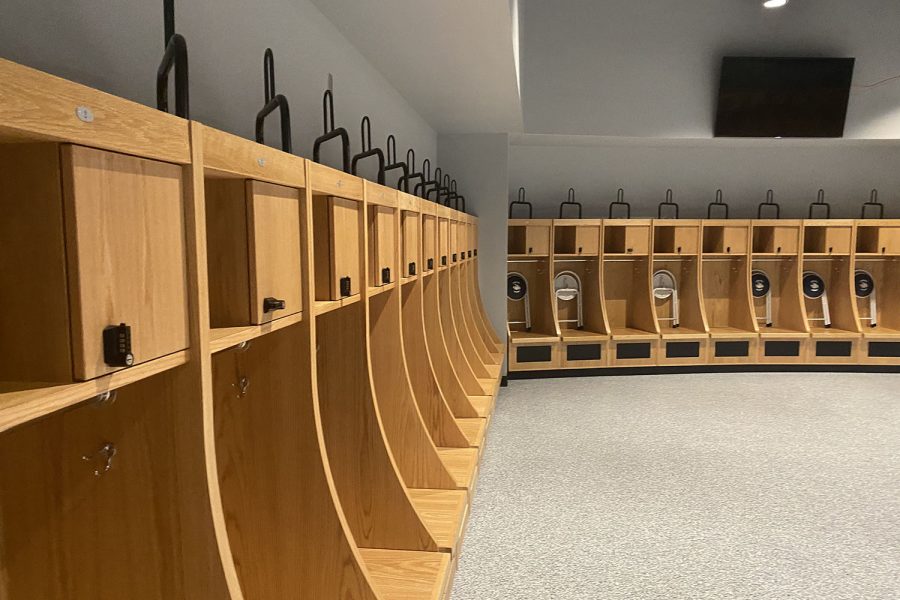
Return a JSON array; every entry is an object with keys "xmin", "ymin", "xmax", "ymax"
[
  {"xmin": 93, "ymin": 390, "xmax": 118, "ymax": 407},
  {"xmin": 234, "ymin": 376, "xmax": 250, "ymax": 398},
  {"xmin": 82, "ymin": 442, "xmax": 117, "ymax": 477}
]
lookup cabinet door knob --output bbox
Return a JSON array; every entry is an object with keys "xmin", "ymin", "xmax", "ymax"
[
  {"xmin": 408, "ymin": 262, "xmax": 417, "ymax": 276},
  {"xmin": 381, "ymin": 267, "xmax": 392, "ymax": 284},
  {"xmin": 263, "ymin": 297, "xmax": 286, "ymax": 313},
  {"xmin": 340, "ymin": 277, "xmax": 352, "ymax": 297},
  {"xmin": 103, "ymin": 323, "xmax": 134, "ymax": 367}
]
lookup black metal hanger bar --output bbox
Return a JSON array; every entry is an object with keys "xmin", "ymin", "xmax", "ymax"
[
  {"xmin": 861, "ymin": 189, "xmax": 884, "ymax": 219},
  {"xmin": 383, "ymin": 135, "xmax": 410, "ymax": 192},
  {"xmin": 609, "ymin": 188, "xmax": 630, "ymax": 218},
  {"xmin": 509, "ymin": 187, "xmax": 533, "ymax": 219},
  {"xmin": 401, "ymin": 149, "xmax": 424, "ymax": 195},
  {"xmin": 558, "ymin": 187, "xmax": 582, "ymax": 218},
  {"xmin": 350, "ymin": 116, "xmax": 385, "ymax": 184},
  {"xmin": 312, "ymin": 88, "xmax": 350, "ymax": 172},
  {"xmin": 757, "ymin": 189, "xmax": 780, "ymax": 219},
  {"xmin": 658, "ymin": 188, "xmax": 679, "ymax": 219},
  {"xmin": 707, "ymin": 189, "xmax": 729, "ymax": 219},
  {"xmin": 156, "ymin": 0, "xmax": 189, "ymax": 118},
  {"xmin": 413, "ymin": 158, "xmax": 434, "ymax": 197},
  {"xmin": 808, "ymin": 189, "xmax": 831, "ymax": 219},
  {"xmin": 422, "ymin": 167, "xmax": 443, "ymax": 201},
  {"xmin": 254, "ymin": 48, "xmax": 292, "ymax": 153},
  {"xmin": 437, "ymin": 174, "xmax": 453, "ymax": 204}
]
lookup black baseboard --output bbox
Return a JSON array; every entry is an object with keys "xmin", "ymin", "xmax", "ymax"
[
  {"xmin": 508, "ymin": 364, "xmax": 900, "ymax": 380},
  {"xmin": 500, "ymin": 375, "xmax": 509, "ymax": 387}
]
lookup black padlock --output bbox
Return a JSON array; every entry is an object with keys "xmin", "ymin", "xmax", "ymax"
[
  {"xmin": 103, "ymin": 323, "xmax": 134, "ymax": 368},
  {"xmin": 381, "ymin": 267, "xmax": 391, "ymax": 284},
  {"xmin": 427, "ymin": 258, "xmax": 434, "ymax": 270},
  {"xmin": 263, "ymin": 297, "xmax": 286, "ymax": 313},
  {"xmin": 340, "ymin": 276, "xmax": 352, "ymax": 297},
  {"xmin": 409, "ymin": 262, "xmax": 417, "ymax": 276}
]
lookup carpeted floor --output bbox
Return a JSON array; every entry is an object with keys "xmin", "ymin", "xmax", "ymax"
[{"xmin": 451, "ymin": 373, "xmax": 900, "ymax": 600}]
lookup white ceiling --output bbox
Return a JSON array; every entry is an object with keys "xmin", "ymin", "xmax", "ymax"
[
  {"xmin": 519, "ymin": 0, "xmax": 900, "ymax": 138},
  {"xmin": 311, "ymin": 0, "xmax": 523, "ymax": 134}
]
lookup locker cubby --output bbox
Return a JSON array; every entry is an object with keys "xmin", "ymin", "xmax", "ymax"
[
  {"xmin": 0, "ymin": 366, "xmax": 215, "ymax": 599},
  {"xmin": 602, "ymin": 258, "xmax": 656, "ymax": 336},
  {"xmin": 752, "ymin": 223, "xmax": 800, "ymax": 255},
  {"xmin": 368, "ymin": 204, "xmax": 397, "ymax": 287},
  {"xmin": 553, "ymin": 257, "xmax": 608, "ymax": 339},
  {"xmin": 653, "ymin": 224, "xmax": 699, "ymax": 255},
  {"xmin": 701, "ymin": 256, "xmax": 757, "ymax": 341},
  {"xmin": 604, "ymin": 222, "xmax": 650, "ymax": 255},
  {"xmin": 401, "ymin": 210, "xmax": 420, "ymax": 278},
  {"xmin": 312, "ymin": 195, "xmax": 362, "ymax": 302},
  {"xmin": 0, "ymin": 143, "xmax": 189, "ymax": 383},
  {"xmin": 508, "ymin": 220, "xmax": 552, "ymax": 257},
  {"xmin": 205, "ymin": 178, "xmax": 303, "ymax": 327},
  {"xmin": 554, "ymin": 221, "xmax": 601, "ymax": 256},
  {"xmin": 803, "ymin": 223, "xmax": 852, "ymax": 255},
  {"xmin": 855, "ymin": 257, "xmax": 900, "ymax": 364},
  {"xmin": 422, "ymin": 215, "xmax": 437, "ymax": 273},
  {"xmin": 507, "ymin": 258, "xmax": 557, "ymax": 343},
  {"xmin": 856, "ymin": 224, "xmax": 900, "ymax": 256},
  {"xmin": 702, "ymin": 223, "xmax": 749, "ymax": 255},
  {"xmin": 750, "ymin": 258, "xmax": 806, "ymax": 334},
  {"xmin": 653, "ymin": 256, "xmax": 708, "ymax": 365}
]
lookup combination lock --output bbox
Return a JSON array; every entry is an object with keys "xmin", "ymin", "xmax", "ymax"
[
  {"xmin": 339, "ymin": 276, "xmax": 352, "ymax": 297},
  {"xmin": 103, "ymin": 323, "xmax": 134, "ymax": 368},
  {"xmin": 263, "ymin": 297, "xmax": 286, "ymax": 313},
  {"xmin": 452, "ymin": 253, "xmax": 458, "ymax": 263},
  {"xmin": 441, "ymin": 256, "xmax": 447, "ymax": 266},
  {"xmin": 381, "ymin": 267, "xmax": 391, "ymax": 284},
  {"xmin": 427, "ymin": 258, "xmax": 434, "ymax": 270},
  {"xmin": 409, "ymin": 262, "xmax": 417, "ymax": 276}
]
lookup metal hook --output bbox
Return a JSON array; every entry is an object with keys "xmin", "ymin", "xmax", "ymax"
[
  {"xmin": 707, "ymin": 189, "xmax": 729, "ymax": 219},
  {"xmin": 510, "ymin": 187, "xmax": 533, "ymax": 218},
  {"xmin": 384, "ymin": 135, "xmax": 410, "ymax": 192},
  {"xmin": 312, "ymin": 88, "xmax": 351, "ymax": 172},
  {"xmin": 93, "ymin": 390, "xmax": 118, "ymax": 407},
  {"xmin": 558, "ymin": 187, "xmax": 583, "ymax": 218},
  {"xmin": 350, "ymin": 115, "xmax": 385, "ymax": 183},
  {"xmin": 757, "ymin": 189, "xmax": 781, "ymax": 219},
  {"xmin": 156, "ymin": 0, "xmax": 189, "ymax": 118},
  {"xmin": 234, "ymin": 376, "xmax": 250, "ymax": 398},
  {"xmin": 658, "ymin": 188, "xmax": 679, "ymax": 219},
  {"xmin": 82, "ymin": 442, "xmax": 117, "ymax": 477},
  {"xmin": 808, "ymin": 188, "xmax": 831, "ymax": 219},
  {"xmin": 237, "ymin": 340, "xmax": 252, "ymax": 352},
  {"xmin": 255, "ymin": 48, "xmax": 292, "ymax": 153},
  {"xmin": 609, "ymin": 188, "xmax": 631, "ymax": 219},
  {"xmin": 861, "ymin": 188, "xmax": 885, "ymax": 219}
]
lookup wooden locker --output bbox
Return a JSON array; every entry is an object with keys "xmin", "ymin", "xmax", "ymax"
[
  {"xmin": 402, "ymin": 211, "xmax": 420, "ymax": 277},
  {"xmin": 438, "ymin": 219, "xmax": 450, "ymax": 267},
  {"xmin": 369, "ymin": 205, "xmax": 396, "ymax": 286},
  {"xmin": 422, "ymin": 215, "xmax": 437, "ymax": 272},
  {"xmin": 314, "ymin": 196, "xmax": 361, "ymax": 300}
]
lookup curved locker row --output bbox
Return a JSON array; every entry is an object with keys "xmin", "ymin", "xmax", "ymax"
[
  {"xmin": 0, "ymin": 59, "xmax": 503, "ymax": 599},
  {"xmin": 508, "ymin": 215, "xmax": 900, "ymax": 371}
]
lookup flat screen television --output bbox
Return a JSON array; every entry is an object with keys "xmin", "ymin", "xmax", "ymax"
[{"xmin": 714, "ymin": 57, "xmax": 855, "ymax": 138}]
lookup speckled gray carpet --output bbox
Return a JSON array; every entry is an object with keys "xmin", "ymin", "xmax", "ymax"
[{"xmin": 451, "ymin": 373, "xmax": 900, "ymax": 600}]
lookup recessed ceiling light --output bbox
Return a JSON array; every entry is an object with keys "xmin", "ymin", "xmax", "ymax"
[{"xmin": 763, "ymin": 0, "xmax": 788, "ymax": 8}]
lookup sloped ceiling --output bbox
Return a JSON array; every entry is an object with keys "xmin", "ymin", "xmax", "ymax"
[{"xmin": 311, "ymin": 0, "xmax": 523, "ymax": 134}]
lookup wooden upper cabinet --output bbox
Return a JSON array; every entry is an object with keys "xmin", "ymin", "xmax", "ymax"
[
  {"xmin": 369, "ymin": 205, "xmax": 396, "ymax": 286},
  {"xmin": 401, "ymin": 211, "xmax": 419, "ymax": 277},
  {"xmin": 61, "ymin": 145, "xmax": 190, "ymax": 380},
  {"xmin": 1, "ymin": 143, "xmax": 188, "ymax": 382},
  {"xmin": 205, "ymin": 179, "xmax": 303, "ymax": 327},
  {"xmin": 313, "ymin": 196, "xmax": 361, "ymax": 300},
  {"xmin": 422, "ymin": 215, "xmax": 437, "ymax": 272},
  {"xmin": 438, "ymin": 219, "xmax": 450, "ymax": 266}
]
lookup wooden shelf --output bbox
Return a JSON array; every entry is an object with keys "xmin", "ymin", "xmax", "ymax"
[
  {"xmin": 809, "ymin": 327, "xmax": 861, "ymax": 338},
  {"xmin": 468, "ymin": 396, "xmax": 493, "ymax": 419},
  {"xmin": 862, "ymin": 327, "xmax": 900, "ymax": 339},
  {"xmin": 314, "ymin": 294, "xmax": 362, "ymax": 316},
  {"xmin": 610, "ymin": 327, "xmax": 658, "ymax": 340},
  {"xmin": 659, "ymin": 327, "xmax": 707, "ymax": 339},
  {"xmin": 359, "ymin": 548, "xmax": 451, "ymax": 600},
  {"xmin": 0, "ymin": 350, "xmax": 188, "ymax": 434},
  {"xmin": 209, "ymin": 313, "xmax": 304, "ymax": 354},
  {"xmin": 368, "ymin": 282, "xmax": 397, "ymax": 297},
  {"xmin": 436, "ymin": 448, "xmax": 479, "ymax": 490},
  {"xmin": 759, "ymin": 328, "xmax": 809, "ymax": 339},
  {"xmin": 509, "ymin": 331, "xmax": 559, "ymax": 344},
  {"xmin": 560, "ymin": 329, "xmax": 609, "ymax": 342},
  {"xmin": 702, "ymin": 252, "xmax": 746, "ymax": 258},
  {"xmin": 708, "ymin": 327, "xmax": 757, "ymax": 339},
  {"xmin": 455, "ymin": 418, "xmax": 486, "ymax": 448}
]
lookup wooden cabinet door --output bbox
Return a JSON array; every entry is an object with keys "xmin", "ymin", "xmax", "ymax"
[
  {"xmin": 329, "ymin": 196, "xmax": 361, "ymax": 298},
  {"xmin": 525, "ymin": 226, "xmax": 550, "ymax": 255},
  {"xmin": 370, "ymin": 205, "xmax": 395, "ymax": 286},
  {"xmin": 247, "ymin": 180, "xmax": 303, "ymax": 324},
  {"xmin": 575, "ymin": 227, "xmax": 600, "ymax": 255},
  {"xmin": 438, "ymin": 219, "xmax": 450, "ymax": 266},
  {"xmin": 402, "ymin": 211, "xmax": 419, "ymax": 277},
  {"xmin": 61, "ymin": 145, "xmax": 189, "ymax": 380},
  {"xmin": 422, "ymin": 216, "xmax": 437, "ymax": 271}
]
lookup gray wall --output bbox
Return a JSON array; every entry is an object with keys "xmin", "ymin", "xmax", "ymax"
[
  {"xmin": 509, "ymin": 137, "xmax": 900, "ymax": 219},
  {"xmin": 439, "ymin": 134, "xmax": 510, "ymax": 370},
  {"xmin": 0, "ymin": 0, "xmax": 436, "ymax": 170}
]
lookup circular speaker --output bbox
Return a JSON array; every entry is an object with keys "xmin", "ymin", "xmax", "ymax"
[
  {"xmin": 855, "ymin": 270, "xmax": 875, "ymax": 298},
  {"xmin": 554, "ymin": 271, "xmax": 581, "ymax": 301},
  {"xmin": 802, "ymin": 271, "xmax": 826, "ymax": 299},
  {"xmin": 652, "ymin": 269, "xmax": 677, "ymax": 300},
  {"xmin": 507, "ymin": 272, "xmax": 528, "ymax": 301},
  {"xmin": 751, "ymin": 270, "xmax": 770, "ymax": 298}
]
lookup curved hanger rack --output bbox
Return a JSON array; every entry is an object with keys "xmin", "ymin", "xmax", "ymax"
[
  {"xmin": 350, "ymin": 116, "xmax": 385, "ymax": 184},
  {"xmin": 423, "ymin": 167, "xmax": 443, "ymax": 202},
  {"xmin": 156, "ymin": 0, "xmax": 189, "ymax": 118},
  {"xmin": 757, "ymin": 189, "xmax": 781, "ymax": 219},
  {"xmin": 254, "ymin": 48, "xmax": 292, "ymax": 153},
  {"xmin": 707, "ymin": 189, "xmax": 729, "ymax": 219},
  {"xmin": 861, "ymin": 189, "xmax": 885, "ymax": 219},
  {"xmin": 558, "ymin": 188, "xmax": 582, "ymax": 219},
  {"xmin": 383, "ymin": 135, "xmax": 410, "ymax": 192},
  {"xmin": 436, "ymin": 174, "xmax": 452, "ymax": 204},
  {"xmin": 609, "ymin": 188, "xmax": 630, "ymax": 219},
  {"xmin": 509, "ymin": 187, "xmax": 533, "ymax": 219},
  {"xmin": 808, "ymin": 189, "xmax": 831, "ymax": 219},
  {"xmin": 413, "ymin": 158, "xmax": 433, "ymax": 197},
  {"xmin": 400, "ymin": 149, "xmax": 424, "ymax": 194},
  {"xmin": 312, "ymin": 88, "xmax": 351, "ymax": 172},
  {"xmin": 658, "ymin": 188, "xmax": 679, "ymax": 219}
]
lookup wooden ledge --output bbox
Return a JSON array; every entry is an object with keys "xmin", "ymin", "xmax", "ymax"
[
  {"xmin": 759, "ymin": 329, "xmax": 809, "ymax": 339},
  {"xmin": 660, "ymin": 328, "xmax": 707, "ymax": 340},
  {"xmin": 509, "ymin": 331, "xmax": 559, "ymax": 344},
  {"xmin": 436, "ymin": 448, "xmax": 479, "ymax": 491},
  {"xmin": 809, "ymin": 328, "xmax": 861, "ymax": 339},
  {"xmin": 0, "ymin": 350, "xmax": 188, "ymax": 434},
  {"xmin": 209, "ymin": 313, "xmax": 303, "ymax": 354},
  {"xmin": 708, "ymin": 327, "xmax": 758, "ymax": 339},
  {"xmin": 359, "ymin": 548, "xmax": 451, "ymax": 600},
  {"xmin": 862, "ymin": 327, "xmax": 900, "ymax": 339},
  {"xmin": 408, "ymin": 489, "xmax": 469, "ymax": 555},
  {"xmin": 308, "ymin": 161, "xmax": 363, "ymax": 200},
  {"xmin": 561, "ymin": 329, "xmax": 609, "ymax": 342},
  {"xmin": 610, "ymin": 328, "xmax": 658, "ymax": 341},
  {"xmin": 314, "ymin": 294, "xmax": 362, "ymax": 316},
  {"xmin": 468, "ymin": 396, "xmax": 493, "ymax": 419},
  {"xmin": 200, "ymin": 125, "xmax": 306, "ymax": 188},
  {"xmin": 456, "ymin": 418, "xmax": 486, "ymax": 448},
  {"xmin": 368, "ymin": 282, "xmax": 397, "ymax": 298}
]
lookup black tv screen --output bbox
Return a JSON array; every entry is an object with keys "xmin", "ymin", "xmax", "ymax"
[{"xmin": 714, "ymin": 57, "xmax": 855, "ymax": 138}]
